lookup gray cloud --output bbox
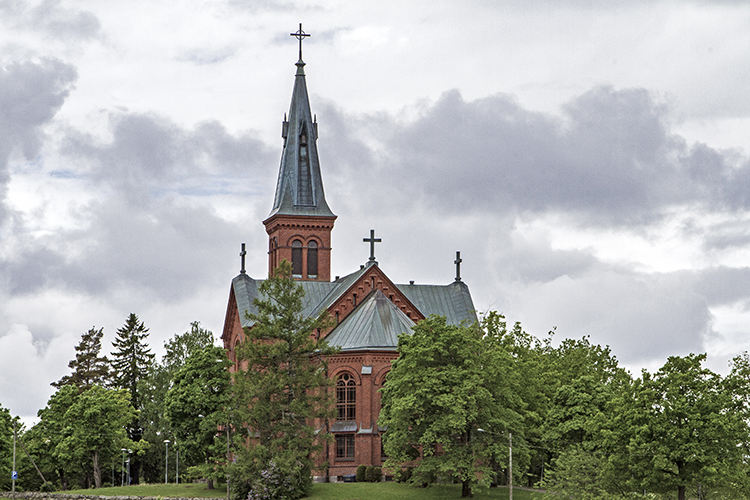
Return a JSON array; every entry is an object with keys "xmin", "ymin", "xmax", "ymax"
[
  {"xmin": 319, "ymin": 86, "xmax": 750, "ymax": 228},
  {"xmin": 0, "ymin": 0, "xmax": 100, "ymax": 40},
  {"xmin": 0, "ymin": 57, "xmax": 76, "ymax": 222}
]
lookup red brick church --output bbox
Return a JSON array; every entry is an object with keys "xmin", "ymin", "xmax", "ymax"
[{"xmin": 221, "ymin": 30, "xmax": 477, "ymax": 482}]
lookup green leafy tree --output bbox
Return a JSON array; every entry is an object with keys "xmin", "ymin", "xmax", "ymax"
[
  {"xmin": 228, "ymin": 261, "xmax": 337, "ymax": 500},
  {"xmin": 380, "ymin": 315, "xmax": 523, "ymax": 498},
  {"xmin": 36, "ymin": 385, "xmax": 84, "ymax": 489},
  {"xmin": 139, "ymin": 321, "xmax": 215, "ymax": 483},
  {"xmin": 56, "ymin": 386, "xmax": 138, "ymax": 488},
  {"xmin": 52, "ymin": 327, "xmax": 111, "ymax": 391},
  {"xmin": 616, "ymin": 354, "xmax": 747, "ymax": 500},
  {"xmin": 0, "ymin": 406, "xmax": 12, "ymax": 491},
  {"xmin": 165, "ymin": 345, "xmax": 231, "ymax": 489},
  {"xmin": 110, "ymin": 313, "xmax": 155, "ymax": 484}
]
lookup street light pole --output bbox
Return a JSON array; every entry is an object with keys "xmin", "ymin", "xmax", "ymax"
[
  {"xmin": 176, "ymin": 444, "xmax": 179, "ymax": 485},
  {"xmin": 477, "ymin": 428, "xmax": 512, "ymax": 500},
  {"xmin": 164, "ymin": 440, "xmax": 170, "ymax": 485},
  {"xmin": 121, "ymin": 449, "xmax": 126, "ymax": 487}
]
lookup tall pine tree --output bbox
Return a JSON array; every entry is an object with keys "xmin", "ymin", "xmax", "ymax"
[
  {"xmin": 110, "ymin": 313, "xmax": 155, "ymax": 485},
  {"xmin": 52, "ymin": 327, "xmax": 111, "ymax": 391}
]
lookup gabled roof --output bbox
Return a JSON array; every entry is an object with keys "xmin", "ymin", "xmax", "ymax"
[
  {"xmin": 325, "ymin": 290, "xmax": 416, "ymax": 351},
  {"xmin": 267, "ymin": 59, "xmax": 334, "ymax": 219},
  {"xmin": 228, "ymin": 265, "xmax": 477, "ymax": 337}
]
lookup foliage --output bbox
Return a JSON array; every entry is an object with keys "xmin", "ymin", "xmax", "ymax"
[
  {"xmin": 56, "ymin": 385, "xmax": 139, "ymax": 488},
  {"xmin": 246, "ymin": 460, "xmax": 308, "ymax": 500},
  {"xmin": 165, "ymin": 344, "xmax": 231, "ymax": 488},
  {"xmin": 110, "ymin": 313, "xmax": 155, "ymax": 484},
  {"xmin": 612, "ymin": 354, "xmax": 748, "ymax": 500},
  {"xmin": 356, "ymin": 465, "xmax": 367, "ymax": 483},
  {"xmin": 227, "ymin": 261, "xmax": 337, "ymax": 500},
  {"xmin": 52, "ymin": 327, "xmax": 111, "ymax": 391},
  {"xmin": 139, "ymin": 321, "xmax": 215, "ymax": 483},
  {"xmin": 365, "ymin": 466, "xmax": 382, "ymax": 483},
  {"xmin": 0, "ymin": 406, "xmax": 13, "ymax": 491},
  {"xmin": 380, "ymin": 315, "xmax": 524, "ymax": 498}
]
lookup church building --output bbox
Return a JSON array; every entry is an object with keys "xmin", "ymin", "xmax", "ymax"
[{"xmin": 221, "ymin": 27, "xmax": 477, "ymax": 482}]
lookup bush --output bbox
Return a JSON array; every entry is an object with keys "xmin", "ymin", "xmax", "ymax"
[
  {"xmin": 396, "ymin": 466, "xmax": 413, "ymax": 483},
  {"xmin": 365, "ymin": 466, "xmax": 382, "ymax": 482},
  {"xmin": 356, "ymin": 465, "xmax": 368, "ymax": 483},
  {"xmin": 246, "ymin": 460, "xmax": 309, "ymax": 500}
]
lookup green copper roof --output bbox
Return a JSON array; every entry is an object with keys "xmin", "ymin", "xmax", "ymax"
[
  {"xmin": 325, "ymin": 290, "xmax": 416, "ymax": 351},
  {"xmin": 268, "ymin": 59, "xmax": 335, "ymax": 219}
]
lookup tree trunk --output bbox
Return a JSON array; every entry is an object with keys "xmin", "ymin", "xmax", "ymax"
[
  {"xmin": 461, "ymin": 479, "xmax": 472, "ymax": 497},
  {"xmin": 93, "ymin": 449, "xmax": 102, "ymax": 488},
  {"xmin": 207, "ymin": 478, "xmax": 214, "ymax": 490},
  {"xmin": 678, "ymin": 485, "xmax": 686, "ymax": 500}
]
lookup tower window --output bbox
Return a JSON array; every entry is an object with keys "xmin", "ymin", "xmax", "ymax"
[
  {"xmin": 336, "ymin": 373, "xmax": 356, "ymax": 421},
  {"xmin": 291, "ymin": 240, "xmax": 303, "ymax": 277},
  {"xmin": 307, "ymin": 241, "xmax": 318, "ymax": 279}
]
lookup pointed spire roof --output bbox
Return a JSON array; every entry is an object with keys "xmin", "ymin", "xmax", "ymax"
[{"xmin": 267, "ymin": 56, "xmax": 335, "ymax": 219}]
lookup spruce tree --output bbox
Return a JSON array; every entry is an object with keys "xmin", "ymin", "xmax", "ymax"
[
  {"xmin": 110, "ymin": 313, "xmax": 155, "ymax": 485},
  {"xmin": 228, "ymin": 261, "xmax": 337, "ymax": 500},
  {"xmin": 52, "ymin": 327, "xmax": 111, "ymax": 391}
]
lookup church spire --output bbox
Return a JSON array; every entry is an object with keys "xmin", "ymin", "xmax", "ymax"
[
  {"xmin": 263, "ymin": 27, "xmax": 336, "ymax": 282},
  {"xmin": 267, "ymin": 26, "xmax": 334, "ymax": 219}
]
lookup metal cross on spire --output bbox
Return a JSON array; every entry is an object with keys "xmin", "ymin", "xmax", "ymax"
[
  {"xmin": 290, "ymin": 23, "xmax": 311, "ymax": 61},
  {"xmin": 363, "ymin": 229, "xmax": 382, "ymax": 264},
  {"xmin": 454, "ymin": 251, "xmax": 462, "ymax": 282},
  {"xmin": 240, "ymin": 243, "xmax": 247, "ymax": 274}
]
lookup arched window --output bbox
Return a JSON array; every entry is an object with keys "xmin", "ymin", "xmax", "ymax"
[
  {"xmin": 307, "ymin": 241, "xmax": 318, "ymax": 279},
  {"xmin": 291, "ymin": 239, "xmax": 303, "ymax": 277},
  {"xmin": 336, "ymin": 373, "xmax": 356, "ymax": 420}
]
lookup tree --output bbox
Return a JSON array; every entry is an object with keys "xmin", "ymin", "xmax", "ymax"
[
  {"xmin": 165, "ymin": 345, "xmax": 231, "ymax": 489},
  {"xmin": 56, "ymin": 386, "xmax": 137, "ymax": 488},
  {"xmin": 52, "ymin": 327, "xmax": 111, "ymax": 391},
  {"xmin": 139, "ymin": 321, "xmax": 215, "ymax": 483},
  {"xmin": 227, "ymin": 261, "xmax": 337, "ymax": 500},
  {"xmin": 380, "ymin": 315, "xmax": 523, "ymax": 498},
  {"xmin": 616, "ymin": 354, "xmax": 748, "ymax": 500},
  {"xmin": 0, "ymin": 406, "xmax": 12, "ymax": 491},
  {"xmin": 110, "ymin": 313, "xmax": 155, "ymax": 485}
]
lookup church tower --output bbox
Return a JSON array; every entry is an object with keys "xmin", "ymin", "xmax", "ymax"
[{"xmin": 263, "ymin": 32, "xmax": 336, "ymax": 281}]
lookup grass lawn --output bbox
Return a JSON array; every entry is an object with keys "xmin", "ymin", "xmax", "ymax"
[{"xmin": 66, "ymin": 482, "xmax": 547, "ymax": 500}]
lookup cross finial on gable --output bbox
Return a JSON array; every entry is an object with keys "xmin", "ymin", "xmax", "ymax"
[
  {"xmin": 454, "ymin": 251, "xmax": 462, "ymax": 282},
  {"xmin": 240, "ymin": 243, "xmax": 247, "ymax": 274},
  {"xmin": 363, "ymin": 229, "xmax": 382, "ymax": 265},
  {"xmin": 290, "ymin": 23, "xmax": 311, "ymax": 62}
]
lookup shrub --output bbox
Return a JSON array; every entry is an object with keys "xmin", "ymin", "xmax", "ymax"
[
  {"xmin": 356, "ymin": 465, "xmax": 368, "ymax": 482},
  {"xmin": 366, "ymin": 466, "xmax": 382, "ymax": 482},
  {"xmin": 396, "ymin": 466, "xmax": 413, "ymax": 483},
  {"xmin": 246, "ymin": 460, "xmax": 309, "ymax": 500}
]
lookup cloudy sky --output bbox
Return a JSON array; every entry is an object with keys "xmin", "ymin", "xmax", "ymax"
[{"xmin": 2, "ymin": 0, "xmax": 750, "ymax": 424}]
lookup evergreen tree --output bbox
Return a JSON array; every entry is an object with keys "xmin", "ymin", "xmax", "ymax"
[
  {"xmin": 227, "ymin": 261, "xmax": 337, "ymax": 500},
  {"xmin": 52, "ymin": 327, "xmax": 111, "ymax": 391},
  {"xmin": 0, "ymin": 406, "xmax": 12, "ymax": 491},
  {"xmin": 110, "ymin": 313, "xmax": 155, "ymax": 485}
]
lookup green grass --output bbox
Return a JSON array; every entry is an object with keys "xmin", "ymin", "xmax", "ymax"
[{"xmin": 65, "ymin": 482, "xmax": 546, "ymax": 500}]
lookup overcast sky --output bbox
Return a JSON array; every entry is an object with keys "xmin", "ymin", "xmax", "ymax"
[{"xmin": 2, "ymin": 0, "xmax": 750, "ymax": 424}]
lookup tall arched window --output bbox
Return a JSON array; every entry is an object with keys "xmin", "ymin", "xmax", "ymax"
[
  {"xmin": 336, "ymin": 373, "xmax": 356, "ymax": 420},
  {"xmin": 307, "ymin": 241, "xmax": 318, "ymax": 279},
  {"xmin": 291, "ymin": 239, "xmax": 303, "ymax": 277}
]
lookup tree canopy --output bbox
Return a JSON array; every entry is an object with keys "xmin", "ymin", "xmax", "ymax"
[{"xmin": 52, "ymin": 327, "xmax": 111, "ymax": 391}]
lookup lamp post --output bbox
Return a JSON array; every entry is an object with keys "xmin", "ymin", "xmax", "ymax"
[
  {"xmin": 127, "ymin": 449, "xmax": 132, "ymax": 486},
  {"xmin": 175, "ymin": 443, "xmax": 179, "ymax": 485},
  {"xmin": 164, "ymin": 440, "xmax": 170, "ymax": 484},
  {"xmin": 477, "ymin": 428, "xmax": 512, "ymax": 500},
  {"xmin": 121, "ymin": 448, "xmax": 126, "ymax": 487}
]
